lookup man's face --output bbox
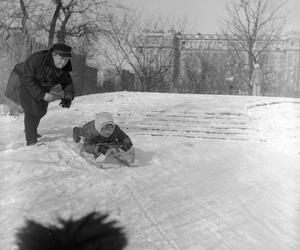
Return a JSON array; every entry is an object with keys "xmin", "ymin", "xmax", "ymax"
[{"xmin": 52, "ymin": 52, "xmax": 69, "ymax": 69}]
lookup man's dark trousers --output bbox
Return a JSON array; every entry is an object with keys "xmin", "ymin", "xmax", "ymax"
[{"xmin": 24, "ymin": 112, "xmax": 44, "ymax": 145}]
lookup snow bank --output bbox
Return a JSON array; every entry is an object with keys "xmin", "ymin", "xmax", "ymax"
[{"xmin": 1, "ymin": 92, "xmax": 300, "ymax": 249}]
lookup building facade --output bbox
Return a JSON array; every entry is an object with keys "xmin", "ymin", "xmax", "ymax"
[{"xmin": 137, "ymin": 30, "xmax": 300, "ymax": 96}]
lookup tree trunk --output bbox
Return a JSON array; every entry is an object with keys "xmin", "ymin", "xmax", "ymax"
[
  {"xmin": 57, "ymin": 29, "xmax": 66, "ymax": 43},
  {"xmin": 48, "ymin": 0, "xmax": 62, "ymax": 47},
  {"xmin": 248, "ymin": 50, "xmax": 254, "ymax": 95},
  {"xmin": 56, "ymin": 10, "xmax": 71, "ymax": 44},
  {"xmin": 19, "ymin": 0, "xmax": 28, "ymax": 34}
]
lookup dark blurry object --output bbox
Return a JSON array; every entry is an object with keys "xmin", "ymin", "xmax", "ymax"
[{"xmin": 16, "ymin": 212, "xmax": 128, "ymax": 250}]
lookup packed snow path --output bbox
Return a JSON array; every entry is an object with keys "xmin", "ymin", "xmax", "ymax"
[{"xmin": 1, "ymin": 92, "xmax": 300, "ymax": 249}]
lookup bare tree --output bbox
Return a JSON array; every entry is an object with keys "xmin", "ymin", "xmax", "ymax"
[
  {"xmin": 182, "ymin": 51, "xmax": 230, "ymax": 94},
  {"xmin": 0, "ymin": 0, "xmax": 122, "ymax": 48},
  {"xmin": 48, "ymin": 0, "xmax": 62, "ymax": 46},
  {"xmin": 0, "ymin": 0, "xmax": 30, "ymax": 39},
  {"xmin": 102, "ymin": 10, "xmax": 185, "ymax": 92},
  {"xmin": 222, "ymin": 0, "xmax": 288, "ymax": 95},
  {"xmin": 50, "ymin": 0, "xmax": 122, "ymax": 48},
  {"xmin": 0, "ymin": 0, "xmax": 46, "ymax": 59}
]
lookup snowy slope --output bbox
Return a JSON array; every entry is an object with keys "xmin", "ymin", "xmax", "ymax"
[{"xmin": 1, "ymin": 92, "xmax": 300, "ymax": 250}]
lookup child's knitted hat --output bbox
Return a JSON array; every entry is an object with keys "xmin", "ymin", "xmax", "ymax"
[{"xmin": 94, "ymin": 112, "xmax": 115, "ymax": 134}]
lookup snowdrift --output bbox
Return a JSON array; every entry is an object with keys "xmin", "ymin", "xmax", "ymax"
[{"xmin": 1, "ymin": 92, "xmax": 300, "ymax": 249}]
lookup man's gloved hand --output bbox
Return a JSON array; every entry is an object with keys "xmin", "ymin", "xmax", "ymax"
[{"xmin": 59, "ymin": 95, "xmax": 73, "ymax": 108}]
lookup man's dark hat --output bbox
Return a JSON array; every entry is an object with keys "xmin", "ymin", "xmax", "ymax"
[{"xmin": 51, "ymin": 43, "xmax": 72, "ymax": 57}]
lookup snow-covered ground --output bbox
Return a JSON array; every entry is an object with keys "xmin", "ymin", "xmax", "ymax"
[{"xmin": 1, "ymin": 92, "xmax": 300, "ymax": 250}]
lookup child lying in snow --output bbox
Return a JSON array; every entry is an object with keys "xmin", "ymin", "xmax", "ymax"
[{"xmin": 73, "ymin": 112, "xmax": 133, "ymax": 159}]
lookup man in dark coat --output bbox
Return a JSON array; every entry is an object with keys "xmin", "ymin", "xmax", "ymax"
[{"xmin": 19, "ymin": 43, "xmax": 75, "ymax": 145}]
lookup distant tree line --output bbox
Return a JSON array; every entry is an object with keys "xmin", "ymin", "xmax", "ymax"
[
  {"xmin": 98, "ymin": 0, "xmax": 292, "ymax": 97},
  {"xmin": 0, "ymin": 0, "xmax": 294, "ymax": 110}
]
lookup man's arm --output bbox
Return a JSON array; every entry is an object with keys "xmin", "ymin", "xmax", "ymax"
[
  {"xmin": 59, "ymin": 73, "xmax": 75, "ymax": 108},
  {"xmin": 21, "ymin": 55, "xmax": 46, "ymax": 100},
  {"xmin": 61, "ymin": 73, "xmax": 75, "ymax": 99}
]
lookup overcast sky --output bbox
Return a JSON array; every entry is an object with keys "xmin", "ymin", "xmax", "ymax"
[{"xmin": 121, "ymin": 0, "xmax": 300, "ymax": 34}]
